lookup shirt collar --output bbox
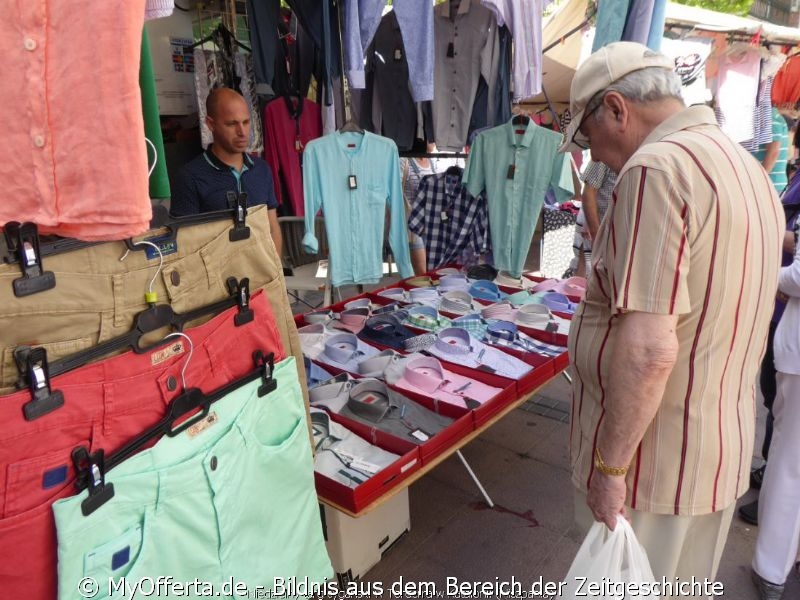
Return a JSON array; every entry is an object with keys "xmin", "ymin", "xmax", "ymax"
[
  {"xmin": 322, "ymin": 333, "xmax": 367, "ymax": 365},
  {"xmin": 439, "ymin": 0, "xmax": 472, "ymax": 18},
  {"xmin": 402, "ymin": 357, "xmax": 448, "ymax": 394},
  {"xmin": 640, "ymin": 105, "xmax": 717, "ymax": 150},
  {"xmin": 203, "ymin": 145, "xmax": 254, "ymax": 171},
  {"xmin": 434, "ymin": 327, "xmax": 473, "ymax": 355},
  {"xmin": 506, "ymin": 118, "xmax": 537, "ymax": 149},
  {"xmin": 347, "ymin": 380, "xmax": 398, "ymax": 422},
  {"xmin": 360, "ymin": 315, "xmax": 413, "ymax": 346}
]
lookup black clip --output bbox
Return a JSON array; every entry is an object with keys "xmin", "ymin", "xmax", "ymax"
[
  {"xmin": 253, "ymin": 350, "xmax": 277, "ymax": 397},
  {"xmin": 72, "ymin": 447, "xmax": 115, "ymax": 516},
  {"xmin": 5, "ymin": 222, "xmax": 56, "ymax": 297},
  {"xmin": 14, "ymin": 346, "xmax": 65, "ymax": 421},
  {"xmin": 227, "ymin": 192, "xmax": 251, "ymax": 242},
  {"xmin": 225, "ymin": 277, "xmax": 255, "ymax": 326}
]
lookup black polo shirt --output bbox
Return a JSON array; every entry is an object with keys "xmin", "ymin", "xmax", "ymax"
[{"xmin": 170, "ymin": 146, "xmax": 278, "ymax": 215}]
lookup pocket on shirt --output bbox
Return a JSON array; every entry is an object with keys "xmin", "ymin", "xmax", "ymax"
[{"xmin": 366, "ymin": 182, "xmax": 386, "ymax": 206}]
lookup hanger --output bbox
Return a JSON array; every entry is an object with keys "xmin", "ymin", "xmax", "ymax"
[
  {"xmin": 72, "ymin": 349, "xmax": 279, "ymax": 516},
  {"xmin": 13, "ymin": 277, "xmax": 255, "ymax": 421},
  {"xmin": 512, "ymin": 113, "xmax": 531, "ymax": 126},
  {"xmin": 184, "ymin": 24, "xmax": 251, "ymax": 54},
  {"xmin": 338, "ymin": 116, "xmax": 364, "ymax": 134}
]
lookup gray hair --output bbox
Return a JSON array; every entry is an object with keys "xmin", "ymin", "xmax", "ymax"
[{"xmin": 588, "ymin": 66, "xmax": 684, "ymax": 116}]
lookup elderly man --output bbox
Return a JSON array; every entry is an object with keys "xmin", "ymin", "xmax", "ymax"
[
  {"xmin": 171, "ymin": 87, "xmax": 282, "ymax": 257},
  {"xmin": 560, "ymin": 42, "xmax": 784, "ymax": 591}
]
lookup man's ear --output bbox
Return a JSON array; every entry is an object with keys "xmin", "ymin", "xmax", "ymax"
[
  {"xmin": 205, "ymin": 115, "xmax": 215, "ymax": 132},
  {"xmin": 603, "ymin": 92, "xmax": 628, "ymax": 126}
]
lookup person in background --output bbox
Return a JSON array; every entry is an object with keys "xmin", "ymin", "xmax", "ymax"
[
  {"xmin": 572, "ymin": 160, "xmax": 618, "ymax": 278},
  {"xmin": 399, "ymin": 141, "xmax": 437, "ymax": 275},
  {"xmin": 752, "ymin": 214, "xmax": 800, "ymax": 600},
  {"xmin": 171, "ymin": 87, "xmax": 282, "ymax": 258},
  {"xmin": 739, "ymin": 107, "xmax": 793, "ymax": 526},
  {"xmin": 559, "ymin": 42, "xmax": 783, "ymax": 591},
  {"xmin": 753, "ymin": 106, "xmax": 790, "ymax": 194}
]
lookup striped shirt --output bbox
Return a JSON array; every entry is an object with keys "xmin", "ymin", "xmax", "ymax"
[
  {"xmin": 751, "ymin": 107, "xmax": 789, "ymax": 193},
  {"xmin": 568, "ymin": 106, "xmax": 784, "ymax": 516}
]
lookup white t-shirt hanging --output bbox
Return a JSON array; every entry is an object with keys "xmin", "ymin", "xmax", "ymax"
[
  {"xmin": 660, "ymin": 37, "xmax": 713, "ymax": 107},
  {"xmin": 715, "ymin": 44, "xmax": 761, "ymax": 143}
]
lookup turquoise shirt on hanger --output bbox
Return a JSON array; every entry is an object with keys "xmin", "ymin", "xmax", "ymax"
[
  {"xmin": 303, "ymin": 131, "xmax": 413, "ymax": 287},
  {"xmin": 464, "ymin": 118, "xmax": 574, "ymax": 278}
]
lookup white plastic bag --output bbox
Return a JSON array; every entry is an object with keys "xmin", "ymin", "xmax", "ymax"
[{"xmin": 561, "ymin": 517, "xmax": 659, "ymax": 599}]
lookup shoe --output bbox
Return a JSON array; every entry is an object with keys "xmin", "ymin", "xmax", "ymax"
[
  {"xmin": 751, "ymin": 569, "xmax": 784, "ymax": 600},
  {"xmin": 751, "ymin": 465, "xmax": 766, "ymax": 489},
  {"xmin": 739, "ymin": 500, "xmax": 759, "ymax": 526}
]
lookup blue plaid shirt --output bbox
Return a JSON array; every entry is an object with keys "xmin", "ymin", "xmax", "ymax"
[{"xmin": 408, "ymin": 167, "xmax": 490, "ymax": 270}]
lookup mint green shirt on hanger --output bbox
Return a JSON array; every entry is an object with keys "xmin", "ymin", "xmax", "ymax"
[
  {"xmin": 464, "ymin": 119, "xmax": 574, "ymax": 278},
  {"xmin": 302, "ymin": 131, "xmax": 413, "ymax": 287}
]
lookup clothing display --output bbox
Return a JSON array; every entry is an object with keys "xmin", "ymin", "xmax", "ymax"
[
  {"xmin": 315, "ymin": 333, "xmax": 381, "ymax": 372},
  {"xmin": 263, "ymin": 96, "xmax": 323, "ymax": 216},
  {"xmin": 433, "ymin": 0, "xmax": 499, "ymax": 151},
  {"xmin": 309, "ymin": 377, "xmax": 453, "ymax": 444},
  {"xmin": 465, "ymin": 118, "xmax": 573, "ymax": 278},
  {"xmin": 715, "ymin": 45, "xmax": 762, "ymax": 144},
  {"xmin": 409, "ymin": 167, "xmax": 490, "ymax": 270},
  {"xmin": 426, "ymin": 327, "xmax": 532, "ymax": 379},
  {"xmin": 660, "ymin": 36, "xmax": 713, "ymax": 107},
  {"xmin": 1, "ymin": 0, "xmax": 151, "ymax": 241},
  {"xmin": 311, "ymin": 409, "xmax": 400, "ymax": 487},
  {"xmin": 395, "ymin": 356, "xmax": 501, "ymax": 410},
  {"xmin": 346, "ymin": 1, "xmax": 434, "ymax": 102},
  {"xmin": 53, "ymin": 359, "xmax": 332, "ymax": 599},
  {"xmin": 480, "ymin": 0, "xmax": 545, "ymax": 100},
  {"xmin": 302, "ymin": 131, "xmax": 413, "ymax": 286}
]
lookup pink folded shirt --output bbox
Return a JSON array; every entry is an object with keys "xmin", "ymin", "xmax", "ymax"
[{"xmin": 394, "ymin": 356, "xmax": 502, "ymax": 410}]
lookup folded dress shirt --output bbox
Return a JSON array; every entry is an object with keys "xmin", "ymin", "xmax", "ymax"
[
  {"xmin": 315, "ymin": 333, "xmax": 381, "ymax": 372},
  {"xmin": 426, "ymin": 327, "xmax": 532, "ymax": 379},
  {"xmin": 394, "ymin": 356, "xmax": 502, "ymax": 410}
]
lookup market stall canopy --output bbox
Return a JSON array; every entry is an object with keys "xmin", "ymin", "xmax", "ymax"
[{"xmin": 526, "ymin": 0, "xmax": 800, "ymax": 108}]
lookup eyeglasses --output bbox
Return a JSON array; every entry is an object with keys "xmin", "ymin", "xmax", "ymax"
[{"xmin": 571, "ymin": 93, "xmax": 606, "ymax": 150}]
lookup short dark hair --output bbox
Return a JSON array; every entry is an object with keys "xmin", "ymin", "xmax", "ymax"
[{"xmin": 205, "ymin": 87, "xmax": 239, "ymax": 119}]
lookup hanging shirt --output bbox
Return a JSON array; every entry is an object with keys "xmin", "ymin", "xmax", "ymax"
[
  {"xmin": 433, "ymin": 0, "xmax": 500, "ymax": 151},
  {"xmin": 660, "ymin": 36, "xmax": 713, "ymax": 108},
  {"xmin": 1, "ymin": 0, "xmax": 151, "ymax": 241},
  {"xmin": 716, "ymin": 45, "xmax": 762, "ymax": 144},
  {"xmin": 263, "ymin": 96, "xmax": 323, "ymax": 216},
  {"xmin": 408, "ymin": 167, "xmax": 490, "ymax": 270},
  {"xmin": 480, "ymin": 0, "xmax": 544, "ymax": 100},
  {"xmin": 464, "ymin": 119, "xmax": 574, "ymax": 278},
  {"xmin": 302, "ymin": 131, "xmax": 413, "ymax": 286},
  {"xmin": 346, "ymin": 2, "xmax": 434, "ymax": 102},
  {"xmin": 772, "ymin": 54, "xmax": 800, "ymax": 110}
]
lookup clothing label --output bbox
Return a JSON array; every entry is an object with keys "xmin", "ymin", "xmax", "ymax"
[
  {"xmin": 295, "ymin": 138, "xmax": 303, "ymax": 152},
  {"xmin": 361, "ymin": 393, "xmax": 379, "ymax": 404},
  {"xmin": 350, "ymin": 458, "xmax": 381, "ymax": 475},
  {"xmin": 186, "ymin": 412, "xmax": 219, "ymax": 438},
  {"xmin": 446, "ymin": 42, "xmax": 455, "ymax": 58},
  {"xmin": 410, "ymin": 428, "xmax": 431, "ymax": 442},
  {"xmin": 506, "ymin": 164, "xmax": 516, "ymax": 180},
  {"xmin": 394, "ymin": 48, "xmax": 403, "ymax": 61},
  {"xmin": 441, "ymin": 211, "xmax": 449, "ymax": 222},
  {"xmin": 143, "ymin": 234, "xmax": 179, "ymax": 260},
  {"xmin": 151, "ymin": 341, "xmax": 185, "ymax": 366},
  {"xmin": 348, "ymin": 175, "xmax": 358, "ymax": 190}
]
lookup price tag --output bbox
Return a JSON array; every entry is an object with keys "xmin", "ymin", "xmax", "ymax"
[
  {"xmin": 410, "ymin": 428, "xmax": 431, "ymax": 442},
  {"xmin": 348, "ymin": 175, "xmax": 358, "ymax": 190},
  {"xmin": 295, "ymin": 138, "xmax": 303, "ymax": 152},
  {"xmin": 506, "ymin": 164, "xmax": 516, "ymax": 180},
  {"xmin": 350, "ymin": 458, "xmax": 381, "ymax": 475},
  {"xmin": 440, "ymin": 211, "xmax": 449, "ymax": 222},
  {"xmin": 394, "ymin": 48, "xmax": 403, "ymax": 61}
]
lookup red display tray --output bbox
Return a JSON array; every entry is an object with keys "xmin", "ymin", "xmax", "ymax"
[
  {"xmin": 521, "ymin": 274, "xmax": 584, "ymax": 304},
  {"xmin": 313, "ymin": 430, "xmax": 421, "ymax": 514}
]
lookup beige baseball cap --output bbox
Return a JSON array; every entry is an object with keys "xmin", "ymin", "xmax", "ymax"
[{"xmin": 559, "ymin": 42, "xmax": 675, "ymax": 153}]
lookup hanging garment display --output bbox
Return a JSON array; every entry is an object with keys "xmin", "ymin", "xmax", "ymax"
[
  {"xmin": 772, "ymin": 54, "xmax": 800, "ymax": 110},
  {"xmin": 264, "ymin": 96, "xmax": 322, "ymax": 216},
  {"xmin": 145, "ymin": 0, "xmax": 174, "ymax": 20},
  {"xmin": 364, "ymin": 11, "xmax": 418, "ymax": 151},
  {"xmin": 247, "ymin": 0, "xmax": 280, "ymax": 91},
  {"xmin": 715, "ymin": 44, "xmax": 761, "ymax": 144},
  {"xmin": 591, "ymin": 0, "xmax": 665, "ymax": 52},
  {"xmin": 0, "ymin": 206, "xmax": 304, "ymax": 395},
  {"xmin": 302, "ymin": 131, "xmax": 413, "ymax": 286},
  {"xmin": 660, "ymin": 36, "xmax": 713, "ymax": 107},
  {"xmin": 464, "ymin": 118, "xmax": 573, "ymax": 278},
  {"xmin": 53, "ymin": 358, "xmax": 332, "ymax": 599},
  {"xmin": 408, "ymin": 166, "xmax": 490, "ymax": 270},
  {"xmin": 0, "ymin": 0, "xmax": 151, "ymax": 241},
  {"xmin": 741, "ymin": 77, "xmax": 775, "ymax": 153},
  {"xmin": 0, "ymin": 292, "xmax": 285, "ymax": 600},
  {"xmin": 433, "ymin": 0, "xmax": 500, "ymax": 151},
  {"xmin": 194, "ymin": 50, "xmax": 264, "ymax": 154},
  {"xmin": 345, "ymin": 1, "xmax": 434, "ymax": 102},
  {"xmin": 285, "ymin": 0, "xmax": 341, "ymax": 105},
  {"xmin": 272, "ymin": 9, "xmax": 319, "ymax": 100},
  {"xmin": 480, "ymin": 0, "xmax": 544, "ymax": 100}
]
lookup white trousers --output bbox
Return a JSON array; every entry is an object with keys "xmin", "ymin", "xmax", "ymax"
[{"xmin": 753, "ymin": 371, "xmax": 800, "ymax": 585}]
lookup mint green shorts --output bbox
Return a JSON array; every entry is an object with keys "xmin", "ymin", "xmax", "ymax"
[{"xmin": 53, "ymin": 357, "xmax": 331, "ymax": 599}]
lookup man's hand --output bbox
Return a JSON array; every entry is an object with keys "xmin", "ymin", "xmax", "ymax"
[{"xmin": 587, "ymin": 472, "xmax": 628, "ymax": 530}]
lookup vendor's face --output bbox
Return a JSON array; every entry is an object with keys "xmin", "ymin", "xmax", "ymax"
[{"xmin": 206, "ymin": 96, "xmax": 251, "ymax": 154}]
